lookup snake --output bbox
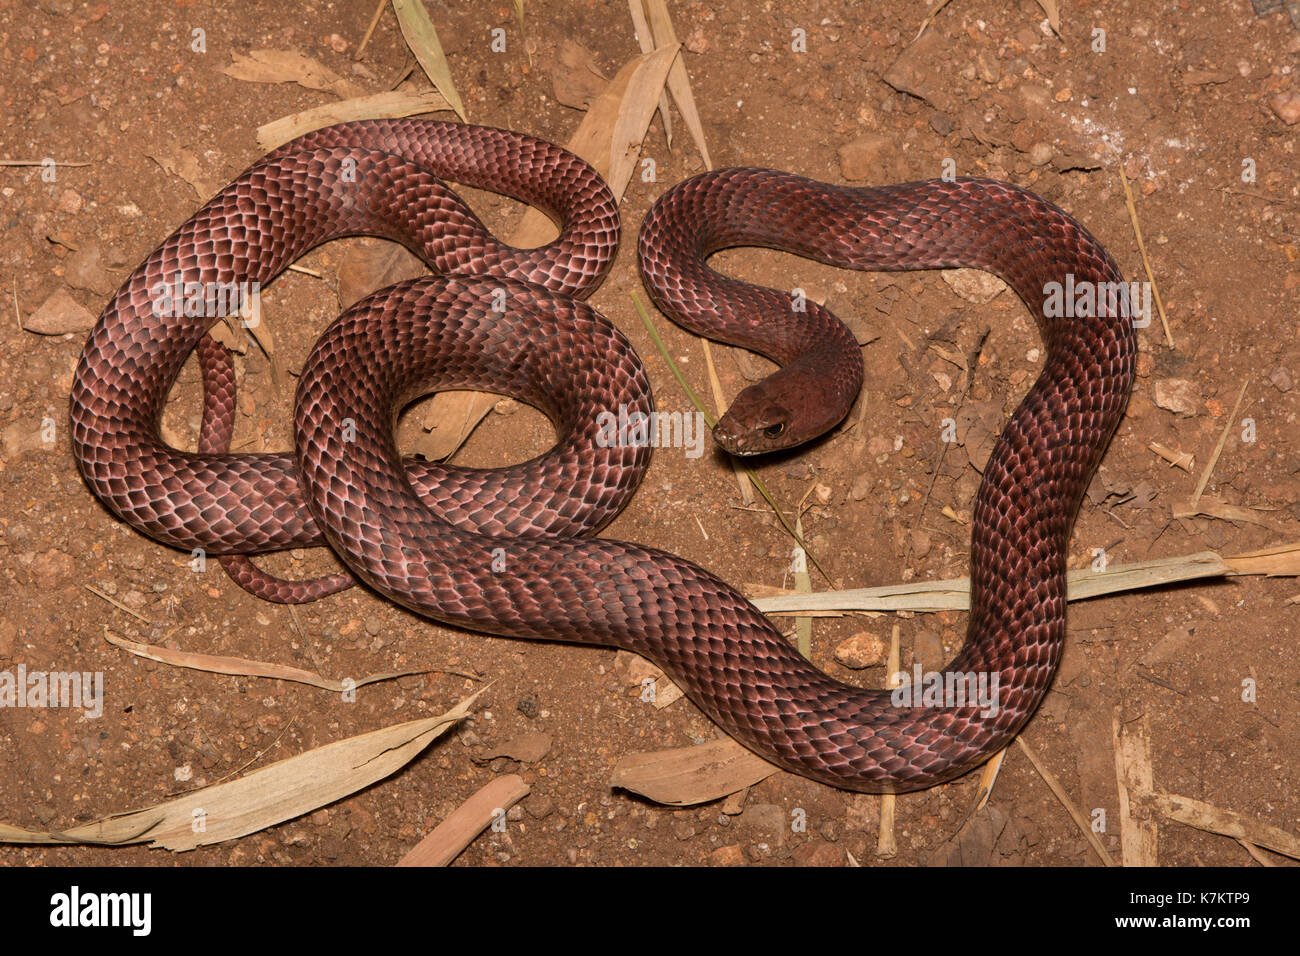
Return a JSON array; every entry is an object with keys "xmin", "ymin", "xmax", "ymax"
[{"xmin": 71, "ymin": 121, "xmax": 1137, "ymax": 792}]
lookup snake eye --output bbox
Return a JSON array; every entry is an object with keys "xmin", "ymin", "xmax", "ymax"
[{"xmin": 763, "ymin": 422, "xmax": 786, "ymax": 439}]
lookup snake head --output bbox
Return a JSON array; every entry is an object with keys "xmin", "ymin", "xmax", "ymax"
[
  {"xmin": 713, "ymin": 395, "xmax": 792, "ymax": 456},
  {"xmin": 713, "ymin": 355, "xmax": 859, "ymax": 456}
]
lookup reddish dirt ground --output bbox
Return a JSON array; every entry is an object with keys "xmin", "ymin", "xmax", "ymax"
[{"xmin": 1, "ymin": 0, "xmax": 1297, "ymax": 867}]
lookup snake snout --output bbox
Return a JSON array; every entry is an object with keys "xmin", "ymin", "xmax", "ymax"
[{"xmin": 713, "ymin": 397, "xmax": 794, "ymax": 456}]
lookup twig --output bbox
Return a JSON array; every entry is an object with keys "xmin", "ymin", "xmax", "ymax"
[
  {"xmin": 1111, "ymin": 148, "xmax": 1172, "ymax": 346},
  {"xmin": 83, "ymin": 584, "xmax": 151, "ymax": 625},
  {"xmin": 354, "ymin": 0, "xmax": 388, "ymax": 60},
  {"xmin": 1189, "ymin": 379, "xmax": 1250, "ymax": 510}
]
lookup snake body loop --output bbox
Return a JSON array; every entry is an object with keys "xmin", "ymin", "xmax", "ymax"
[{"xmin": 72, "ymin": 124, "xmax": 1136, "ymax": 791}]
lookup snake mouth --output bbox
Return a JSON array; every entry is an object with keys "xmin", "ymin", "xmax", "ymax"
[{"xmin": 713, "ymin": 413, "xmax": 790, "ymax": 456}]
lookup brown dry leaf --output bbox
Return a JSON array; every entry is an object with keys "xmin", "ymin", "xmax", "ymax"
[
  {"xmin": 609, "ymin": 738, "xmax": 779, "ymax": 805},
  {"xmin": 391, "ymin": 0, "xmax": 467, "ymax": 121},
  {"xmin": 146, "ymin": 148, "xmax": 217, "ymax": 201},
  {"xmin": 551, "ymin": 40, "xmax": 608, "ymax": 110},
  {"xmin": 336, "ymin": 238, "xmax": 427, "ymax": 311},
  {"xmin": 0, "ymin": 694, "xmax": 482, "ymax": 851},
  {"xmin": 396, "ymin": 774, "xmax": 529, "ymax": 866},
  {"xmin": 255, "ymin": 89, "xmax": 453, "ymax": 153},
  {"xmin": 422, "ymin": 42, "xmax": 679, "ymax": 459},
  {"xmin": 614, "ymin": 650, "xmax": 684, "ymax": 709},
  {"xmin": 479, "ymin": 732, "xmax": 552, "ymax": 763},
  {"xmin": 641, "ymin": 0, "xmax": 713, "ymax": 168},
  {"xmin": 1036, "ymin": 0, "xmax": 1061, "ymax": 35},
  {"xmin": 223, "ymin": 49, "xmax": 362, "ymax": 99},
  {"xmin": 64, "ymin": 241, "xmax": 119, "ymax": 296},
  {"xmin": 105, "ymin": 629, "xmax": 450, "ymax": 692},
  {"xmin": 23, "ymin": 287, "xmax": 95, "ymax": 334}
]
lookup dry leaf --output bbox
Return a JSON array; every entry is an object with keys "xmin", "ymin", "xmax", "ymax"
[
  {"xmin": 1145, "ymin": 791, "xmax": 1300, "ymax": 860},
  {"xmin": 0, "ymin": 695, "xmax": 482, "ymax": 851},
  {"xmin": 479, "ymin": 732, "xmax": 552, "ymax": 763},
  {"xmin": 627, "ymin": 0, "xmax": 672, "ymax": 146},
  {"xmin": 147, "ymin": 148, "xmax": 217, "ymax": 201},
  {"xmin": 336, "ymin": 239, "xmax": 427, "ymax": 311},
  {"xmin": 224, "ymin": 49, "xmax": 362, "ymax": 99},
  {"xmin": 256, "ymin": 89, "xmax": 453, "ymax": 153},
  {"xmin": 24, "ymin": 287, "xmax": 95, "ymax": 334},
  {"xmin": 641, "ymin": 0, "xmax": 713, "ymax": 168},
  {"xmin": 391, "ymin": 0, "xmax": 467, "ymax": 121},
  {"xmin": 105, "ymin": 629, "xmax": 448, "ymax": 693},
  {"xmin": 610, "ymin": 738, "xmax": 779, "ymax": 805},
  {"xmin": 551, "ymin": 40, "xmax": 608, "ymax": 109}
]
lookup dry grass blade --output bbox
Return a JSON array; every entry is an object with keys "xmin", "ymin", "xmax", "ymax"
[
  {"xmin": 104, "ymin": 629, "xmax": 468, "ymax": 690},
  {"xmin": 0, "ymin": 159, "xmax": 89, "ymax": 167},
  {"xmin": 256, "ymin": 90, "xmax": 453, "ymax": 152},
  {"xmin": 627, "ymin": 0, "xmax": 673, "ymax": 147},
  {"xmin": 0, "ymin": 693, "xmax": 482, "ymax": 850},
  {"xmin": 915, "ymin": 0, "xmax": 954, "ymax": 40},
  {"xmin": 609, "ymin": 738, "xmax": 778, "ymax": 805},
  {"xmin": 1112, "ymin": 147, "xmax": 1172, "ymax": 346},
  {"xmin": 1173, "ymin": 495, "xmax": 1280, "ymax": 529},
  {"xmin": 390, "ymin": 0, "xmax": 467, "ymax": 121},
  {"xmin": 752, "ymin": 549, "xmax": 1230, "ymax": 615},
  {"xmin": 1036, "ymin": 0, "xmax": 1061, "ymax": 35},
  {"xmin": 84, "ymin": 584, "xmax": 152, "ymax": 624},
  {"xmin": 355, "ymin": 0, "xmax": 388, "ymax": 60},
  {"xmin": 642, "ymin": 0, "xmax": 713, "ymax": 168},
  {"xmin": 876, "ymin": 624, "xmax": 902, "ymax": 859},
  {"xmin": 792, "ymin": 494, "xmax": 814, "ymax": 659},
  {"xmin": 397, "ymin": 774, "xmax": 529, "ymax": 865}
]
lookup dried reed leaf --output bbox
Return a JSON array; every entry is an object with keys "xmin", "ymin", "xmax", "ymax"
[
  {"xmin": 1145, "ymin": 791, "xmax": 1300, "ymax": 860},
  {"xmin": 1113, "ymin": 710, "xmax": 1159, "ymax": 866}
]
